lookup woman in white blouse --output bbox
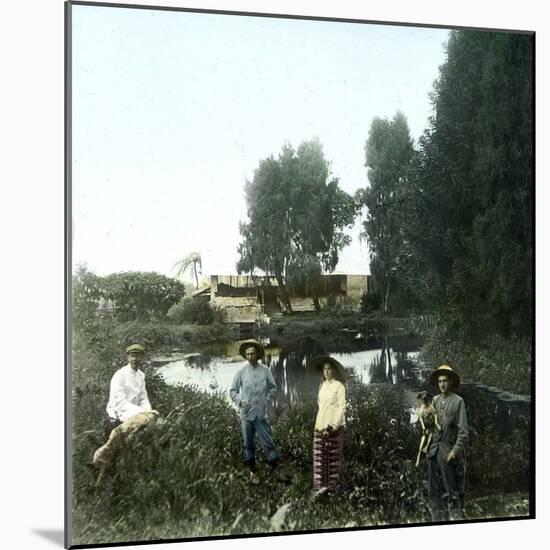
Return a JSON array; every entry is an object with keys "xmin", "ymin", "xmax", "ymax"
[{"xmin": 310, "ymin": 356, "xmax": 347, "ymax": 496}]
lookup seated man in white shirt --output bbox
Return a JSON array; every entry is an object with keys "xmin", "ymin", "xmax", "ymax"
[{"xmin": 92, "ymin": 343, "xmax": 159, "ymax": 483}]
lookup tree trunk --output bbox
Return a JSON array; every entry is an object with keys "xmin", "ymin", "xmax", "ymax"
[
  {"xmin": 383, "ymin": 277, "xmax": 391, "ymax": 315},
  {"xmin": 380, "ymin": 339, "xmax": 387, "ymax": 383},
  {"xmin": 312, "ymin": 293, "xmax": 321, "ymax": 312},
  {"xmin": 275, "ymin": 273, "xmax": 292, "ymax": 313},
  {"xmin": 385, "ymin": 337, "xmax": 393, "ymax": 382},
  {"xmin": 193, "ymin": 263, "xmax": 199, "ymax": 289}
]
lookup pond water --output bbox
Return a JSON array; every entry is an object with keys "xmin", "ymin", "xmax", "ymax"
[
  {"xmin": 153, "ymin": 336, "xmax": 423, "ymax": 411},
  {"xmin": 152, "ymin": 334, "xmax": 530, "ymax": 440},
  {"xmin": 151, "ymin": 335, "xmax": 530, "ymax": 500}
]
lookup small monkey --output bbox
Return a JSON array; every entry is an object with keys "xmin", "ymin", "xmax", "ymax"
[{"xmin": 415, "ymin": 390, "xmax": 441, "ymax": 467}]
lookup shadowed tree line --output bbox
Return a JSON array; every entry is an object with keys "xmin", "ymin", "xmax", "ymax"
[
  {"xmin": 235, "ymin": 31, "xmax": 532, "ymax": 391},
  {"xmin": 356, "ymin": 31, "xmax": 533, "ymax": 341},
  {"xmin": 237, "ymin": 32, "xmax": 532, "ymax": 342}
]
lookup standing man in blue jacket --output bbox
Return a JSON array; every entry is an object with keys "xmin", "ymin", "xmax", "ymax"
[
  {"xmin": 229, "ymin": 340, "xmax": 279, "ymax": 483},
  {"xmin": 426, "ymin": 364, "xmax": 469, "ymax": 521}
]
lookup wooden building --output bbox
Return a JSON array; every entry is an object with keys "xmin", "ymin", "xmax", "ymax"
[{"xmin": 193, "ymin": 273, "xmax": 370, "ymax": 325}]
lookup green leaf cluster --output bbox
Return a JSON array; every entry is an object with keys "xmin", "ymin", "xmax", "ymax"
[
  {"xmin": 73, "ymin": 266, "xmax": 185, "ymax": 324},
  {"xmin": 167, "ymin": 296, "xmax": 226, "ymax": 325},
  {"xmin": 237, "ymin": 139, "xmax": 358, "ymax": 308},
  {"xmin": 360, "ymin": 31, "xmax": 533, "ymax": 339},
  {"xmin": 358, "ymin": 111, "xmax": 415, "ymax": 314},
  {"xmin": 408, "ymin": 31, "xmax": 533, "ymax": 337}
]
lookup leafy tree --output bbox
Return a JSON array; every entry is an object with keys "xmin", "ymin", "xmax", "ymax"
[
  {"xmin": 72, "ymin": 264, "xmax": 105, "ymax": 331},
  {"xmin": 173, "ymin": 252, "xmax": 202, "ymax": 289},
  {"xmin": 102, "ymin": 272, "xmax": 185, "ymax": 321},
  {"xmin": 402, "ymin": 31, "xmax": 533, "ymax": 338},
  {"xmin": 237, "ymin": 154, "xmax": 290, "ymax": 309},
  {"xmin": 237, "ymin": 139, "xmax": 357, "ymax": 312},
  {"xmin": 357, "ymin": 112, "xmax": 415, "ymax": 314}
]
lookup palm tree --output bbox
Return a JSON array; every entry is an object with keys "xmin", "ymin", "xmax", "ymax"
[{"xmin": 173, "ymin": 252, "xmax": 202, "ymax": 289}]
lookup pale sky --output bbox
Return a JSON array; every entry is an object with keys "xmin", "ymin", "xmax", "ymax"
[{"xmin": 71, "ymin": 4, "xmax": 449, "ymax": 283}]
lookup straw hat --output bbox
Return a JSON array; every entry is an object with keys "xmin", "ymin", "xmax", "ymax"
[
  {"xmin": 430, "ymin": 364, "xmax": 460, "ymax": 390},
  {"xmin": 239, "ymin": 340, "xmax": 265, "ymax": 360},
  {"xmin": 307, "ymin": 355, "xmax": 348, "ymax": 382}
]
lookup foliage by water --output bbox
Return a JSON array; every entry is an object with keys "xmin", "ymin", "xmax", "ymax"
[
  {"xmin": 167, "ymin": 296, "xmax": 226, "ymax": 325},
  {"xmin": 71, "ymin": 318, "xmax": 530, "ymax": 546},
  {"xmin": 261, "ymin": 312, "xmax": 531, "ymax": 396},
  {"xmin": 260, "ymin": 314, "xmax": 415, "ymax": 348},
  {"xmin": 73, "ymin": 373, "xmax": 424, "ymax": 545},
  {"xmin": 357, "ymin": 31, "xmax": 533, "ymax": 340},
  {"xmin": 419, "ymin": 319, "xmax": 532, "ymax": 395}
]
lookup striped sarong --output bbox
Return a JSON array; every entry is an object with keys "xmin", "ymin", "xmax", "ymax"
[{"xmin": 313, "ymin": 428, "xmax": 344, "ymax": 493}]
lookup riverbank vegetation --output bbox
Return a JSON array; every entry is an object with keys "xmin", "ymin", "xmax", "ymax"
[
  {"xmin": 72, "ymin": 277, "xmax": 530, "ymax": 545},
  {"xmin": 355, "ymin": 31, "xmax": 533, "ymax": 394},
  {"xmin": 420, "ymin": 325, "xmax": 532, "ymax": 395},
  {"xmin": 72, "ymin": 325, "xmax": 529, "ymax": 545},
  {"xmin": 71, "ymin": 290, "xmax": 530, "ymax": 543},
  {"xmin": 229, "ymin": 30, "xmax": 534, "ymax": 395},
  {"xmin": 167, "ymin": 296, "xmax": 226, "ymax": 325}
]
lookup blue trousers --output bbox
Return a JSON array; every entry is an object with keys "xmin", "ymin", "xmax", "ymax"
[{"xmin": 241, "ymin": 417, "xmax": 278, "ymax": 464}]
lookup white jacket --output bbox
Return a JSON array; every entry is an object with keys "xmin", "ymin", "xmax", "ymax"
[{"xmin": 106, "ymin": 365, "xmax": 152, "ymax": 422}]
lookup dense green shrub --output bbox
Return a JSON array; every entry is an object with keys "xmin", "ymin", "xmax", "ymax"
[
  {"xmin": 72, "ymin": 268, "xmax": 185, "ymax": 323},
  {"xmin": 73, "ymin": 266, "xmax": 105, "ymax": 330},
  {"xmin": 102, "ymin": 271, "xmax": 185, "ymax": 321},
  {"xmin": 420, "ymin": 320, "xmax": 532, "ymax": 395},
  {"xmin": 167, "ymin": 297, "xmax": 225, "ymax": 325},
  {"xmin": 460, "ymin": 385, "xmax": 530, "ymax": 495},
  {"xmin": 360, "ymin": 290, "xmax": 382, "ymax": 314},
  {"xmin": 112, "ymin": 320, "xmax": 232, "ymax": 350},
  {"xmin": 321, "ymin": 296, "xmax": 359, "ymax": 317}
]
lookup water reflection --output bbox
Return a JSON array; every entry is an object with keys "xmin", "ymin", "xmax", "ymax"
[{"xmin": 155, "ymin": 337, "xmax": 421, "ymax": 408}]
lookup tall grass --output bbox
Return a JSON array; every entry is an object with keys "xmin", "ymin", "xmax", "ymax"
[
  {"xmin": 70, "ymin": 316, "xmax": 530, "ymax": 546},
  {"xmin": 420, "ymin": 328, "xmax": 532, "ymax": 395},
  {"xmin": 72, "ymin": 378, "xmax": 427, "ymax": 545}
]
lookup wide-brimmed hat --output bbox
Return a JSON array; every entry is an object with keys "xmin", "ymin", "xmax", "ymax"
[
  {"xmin": 126, "ymin": 343, "xmax": 145, "ymax": 354},
  {"xmin": 307, "ymin": 355, "xmax": 348, "ymax": 382},
  {"xmin": 430, "ymin": 364, "xmax": 460, "ymax": 390},
  {"xmin": 239, "ymin": 340, "xmax": 265, "ymax": 360}
]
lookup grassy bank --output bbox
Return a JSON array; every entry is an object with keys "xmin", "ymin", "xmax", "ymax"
[
  {"xmin": 259, "ymin": 313, "xmax": 532, "ymax": 395},
  {"xmin": 72, "ymin": 378, "xmax": 530, "ymax": 545},
  {"xmin": 71, "ymin": 331, "xmax": 529, "ymax": 544},
  {"xmin": 420, "ymin": 331, "xmax": 532, "ymax": 395},
  {"xmin": 261, "ymin": 314, "xmax": 412, "ymax": 340}
]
